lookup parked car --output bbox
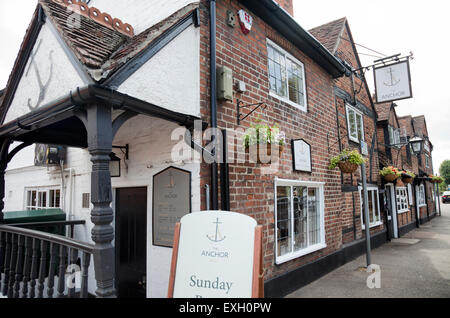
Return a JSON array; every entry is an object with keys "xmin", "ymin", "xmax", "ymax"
[{"xmin": 442, "ymin": 191, "xmax": 450, "ymax": 204}]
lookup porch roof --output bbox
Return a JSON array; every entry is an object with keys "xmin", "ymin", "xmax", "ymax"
[{"xmin": 0, "ymin": 84, "xmax": 206, "ymax": 148}]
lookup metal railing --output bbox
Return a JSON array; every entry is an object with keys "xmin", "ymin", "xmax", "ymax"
[{"xmin": 0, "ymin": 224, "xmax": 95, "ymax": 298}]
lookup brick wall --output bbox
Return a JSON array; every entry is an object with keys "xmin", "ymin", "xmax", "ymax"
[
  {"xmin": 332, "ymin": 24, "xmax": 383, "ymax": 242},
  {"xmin": 199, "ymin": 0, "xmax": 346, "ymax": 280}
]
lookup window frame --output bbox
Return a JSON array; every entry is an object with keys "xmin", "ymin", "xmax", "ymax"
[
  {"xmin": 25, "ymin": 186, "xmax": 61, "ymax": 211},
  {"xmin": 358, "ymin": 186, "xmax": 382, "ymax": 229},
  {"xmin": 396, "ymin": 187, "xmax": 409, "ymax": 214},
  {"xmin": 274, "ymin": 178, "xmax": 326, "ymax": 265},
  {"xmin": 417, "ymin": 184, "xmax": 427, "ymax": 207},
  {"xmin": 346, "ymin": 104, "xmax": 365, "ymax": 144},
  {"xmin": 425, "ymin": 154, "xmax": 431, "ymax": 168},
  {"xmin": 266, "ymin": 38, "xmax": 308, "ymax": 112}
]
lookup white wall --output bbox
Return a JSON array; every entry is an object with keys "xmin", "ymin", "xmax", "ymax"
[
  {"xmin": 118, "ymin": 24, "xmax": 200, "ymax": 117},
  {"xmin": 88, "ymin": 0, "xmax": 199, "ymax": 35},
  {"xmin": 4, "ymin": 115, "xmax": 201, "ymax": 297},
  {"xmin": 4, "ymin": 22, "xmax": 85, "ymax": 124}
]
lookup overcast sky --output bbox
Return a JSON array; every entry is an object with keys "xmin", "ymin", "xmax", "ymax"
[{"xmin": 0, "ymin": 1, "xmax": 449, "ymax": 174}]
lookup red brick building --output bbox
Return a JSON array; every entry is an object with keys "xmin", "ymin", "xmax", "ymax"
[{"xmin": 197, "ymin": 1, "xmax": 396, "ymax": 296}]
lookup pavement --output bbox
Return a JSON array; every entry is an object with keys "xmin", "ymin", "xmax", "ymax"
[{"xmin": 287, "ymin": 203, "xmax": 450, "ymax": 298}]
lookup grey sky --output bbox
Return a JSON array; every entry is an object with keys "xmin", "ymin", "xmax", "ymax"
[{"xmin": 0, "ymin": 0, "xmax": 448, "ymax": 173}]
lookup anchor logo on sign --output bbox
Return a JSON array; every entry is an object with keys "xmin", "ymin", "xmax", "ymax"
[
  {"xmin": 206, "ymin": 218, "xmax": 226, "ymax": 243},
  {"xmin": 383, "ymin": 67, "xmax": 400, "ymax": 87}
]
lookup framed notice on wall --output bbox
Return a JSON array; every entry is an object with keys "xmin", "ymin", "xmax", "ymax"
[
  {"xmin": 292, "ymin": 139, "xmax": 312, "ymax": 173},
  {"xmin": 153, "ymin": 167, "xmax": 191, "ymax": 248},
  {"xmin": 374, "ymin": 60, "xmax": 413, "ymax": 104}
]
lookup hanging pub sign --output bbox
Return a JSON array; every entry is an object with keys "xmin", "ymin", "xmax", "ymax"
[
  {"xmin": 168, "ymin": 211, "xmax": 263, "ymax": 298},
  {"xmin": 238, "ymin": 9, "xmax": 253, "ymax": 35},
  {"xmin": 292, "ymin": 139, "xmax": 312, "ymax": 172},
  {"xmin": 374, "ymin": 60, "xmax": 413, "ymax": 104},
  {"xmin": 153, "ymin": 167, "xmax": 191, "ymax": 248}
]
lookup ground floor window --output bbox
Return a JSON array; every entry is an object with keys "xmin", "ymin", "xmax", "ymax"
[
  {"xmin": 417, "ymin": 184, "xmax": 426, "ymax": 207},
  {"xmin": 25, "ymin": 187, "xmax": 61, "ymax": 210},
  {"xmin": 396, "ymin": 187, "xmax": 409, "ymax": 213},
  {"xmin": 275, "ymin": 178, "xmax": 326, "ymax": 264},
  {"xmin": 359, "ymin": 187, "xmax": 382, "ymax": 229}
]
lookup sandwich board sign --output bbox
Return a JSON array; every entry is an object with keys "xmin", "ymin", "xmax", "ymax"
[{"xmin": 168, "ymin": 211, "xmax": 263, "ymax": 298}]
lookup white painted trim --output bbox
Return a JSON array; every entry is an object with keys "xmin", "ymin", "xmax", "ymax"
[
  {"xmin": 266, "ymin": 38, "xmax": 308, "ymax": 113},
  {"xmin": 274, "ymin": 178, "xmax": 326, "ymax": 265},
  {"xmin": 275, "ymin": 243, "xmax": 327, "ymax": 265},
  {"xmin": 358, "ymin": 186, "xmax": 382, "ymax": 229},
  {"xmin": 346, "ymin": 104, "xmax": 365, "ymax": 144}
]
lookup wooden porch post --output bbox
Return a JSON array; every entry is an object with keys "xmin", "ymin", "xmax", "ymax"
[
  {"xmin": 87, "ymin": 103, "xmax": 116, "ymax": 298},
  {"xmin": 0, "ymin": 139, "xmax": 12, "ymax": 223}
]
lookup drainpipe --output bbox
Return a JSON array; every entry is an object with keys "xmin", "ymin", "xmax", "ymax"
[{"xmin": 210, "ymin": 0, "xmax": 219, "ymax": 210}]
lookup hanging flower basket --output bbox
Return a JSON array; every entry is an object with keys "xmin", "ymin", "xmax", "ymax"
[
  {"xmin": 430, "ymin": 175, "xmax": 444, "ymax": 184},
  {"xmin": 401, "ymin": 170, "xmax": 416, "ymax": 184},
  {"xmin": 243, "ymin": 122, "xmax": 286, "ymax": 164},
  {"xmin": 329, "ymin": 149, "xmax": 366, "ymax": 174},
  {"xmin": 380, "ymin": 166, "xmax": 401, "ymax": 183},
  {"xmin": 246, "ymin": 143, "xmax": 284, "ymax": 164},
  {"xmin": 337, "ymin": 161, "xmax": 359, "ymax": 174}
]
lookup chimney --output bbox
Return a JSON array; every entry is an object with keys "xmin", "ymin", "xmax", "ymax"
[{"xmin": 275, "ymin": 0, "xmax": 294, "ymax": 16}]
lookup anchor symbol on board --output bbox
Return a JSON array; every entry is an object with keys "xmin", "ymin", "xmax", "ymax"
[
  {"xmin": 383, "ymin": 67, "xmax": 400, "ymax": 87},
  {"xmin": 206, "ymin": 218, "xmax": 226, "ymax": 243},
  {"xmin": 26, "ymin": 39, "xmax": 54, "ymax": 111}
]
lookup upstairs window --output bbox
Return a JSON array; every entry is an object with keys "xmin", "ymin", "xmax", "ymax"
[
  {"xmin": 388, "ymin": 126, "xmax": 401, "ymax": 148},
  {"xmin": 267, "ymin": 39, "xmax": 307, "ymax": 112},
  {"xmin": 346, "ymin": 104, "xmax": 364, "ymax": 143}
]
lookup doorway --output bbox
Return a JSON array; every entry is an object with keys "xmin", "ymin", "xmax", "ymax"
[
  {"xmin": 115, "ymin": 187, "xmax": 148, "ymax": 298},
  {"xmin": 385, "ymin": 184, "xmax": 398, "ymax": 238}
]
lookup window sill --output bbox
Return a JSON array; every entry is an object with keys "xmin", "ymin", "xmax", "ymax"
[
  {"xmin": 269, "ymin": 91, "xmax": 307, "ymax": 113},
  {"xmin": 362, "ymin": 221, "xmax": 383, "ymax": 230},
  {"xmin": 397, "ymin": 209, "xmax": 410, "ymax": 214},
  {"xmin": 418, "ymin": 204, "xmax": 427, "ymax": 208},
  {"xmin": 275, "ymin": 242, "xmax": 326, "ymax": 265}
]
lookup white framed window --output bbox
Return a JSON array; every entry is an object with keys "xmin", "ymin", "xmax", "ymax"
[
  {"xmin": 359, "ymin": 186, "xmax": 382, "ymax": 229},
  {"xmin": 417, "ymin": 184, "xmax": 426, "ymax": 207},
  {"xmin": 424, "ymin": 141, "xmax": 430, "ymax": 153},
  {"xmin": 267, "ymin": 39, "xmax": 308, "ymax": 112},
  {"xmin": 407, "ymin": 184, "xmax": 413, "ymax": 205},
  {"xmin": 274, "ymin": 178, "xmax": 326, "ymax": 264},
  {"xmin": 396, "ymin": 187, "xmax": 409, "ymax": 213},
  {"xmin": 425, "ymin": 154, "xmax": 431, "ymax": 168},
  {"xmin": 388, "ymin": 126, "xmax": 401, "ymax": 148},
  {"xmin": 346, "ymin": 104, "xmax": 364, "ymax": 143},
  {"xmin": 25, "ymin": 187, "xmax": 61, "ymax": 211}
]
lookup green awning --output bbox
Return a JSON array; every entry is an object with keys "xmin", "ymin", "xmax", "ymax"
[{"xmin": 3, "ymin": 209, "xmax": 66, "ymax": 224}]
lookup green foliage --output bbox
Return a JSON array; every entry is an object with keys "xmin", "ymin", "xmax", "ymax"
[
  {"xmin": 329, "ymin": 149, "xmax": 366, "ymax": 170},
  {"xmin": 402, "ymin": 170, "xmax": 416, "ymax": 178},
  {"xmin": 379, "ymin": 166, "xmax": 402, "ymax": 177},
  {"xmin": 439, "ymin": 160, "xmax": 450, "ymax": 185},
  {"xmin": 243, "ymin": 121, "xmax": 286, "ymax": 149}
]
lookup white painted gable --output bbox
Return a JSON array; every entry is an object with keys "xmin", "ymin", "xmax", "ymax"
[
  {"xmin": 3, "ymin": 21, "xmax": 86, "ymax": 124},
  {"xmin": 88, "ymin": 0, "xmax": 199, "ymax": 35},
  {"xmin": 117, "ymin": 25, "xmax": 200, "ymax": 117}
]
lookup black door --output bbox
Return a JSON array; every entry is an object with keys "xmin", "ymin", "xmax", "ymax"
[
  {"xmin": 384, "ymin": 186, "xmax": 394, "ymax": 240},
  {"xmin": 116, "ymin": 187, "xmax": 147, "ymax": 298}
]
